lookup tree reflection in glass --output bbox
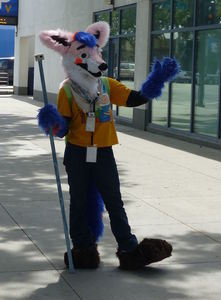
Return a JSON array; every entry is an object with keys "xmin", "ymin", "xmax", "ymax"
[
  {"xmin": 194, "ymin": 29, "xmax": 220, "ymax": 137},
  {"xmin": 174, "ymin": 0, "xmax": 194, "ymax": 28}
]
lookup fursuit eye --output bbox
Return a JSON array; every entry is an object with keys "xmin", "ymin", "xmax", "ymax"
[{"xmin": 81, "ymin": 53, "xmax": 87, "ymax": 59}]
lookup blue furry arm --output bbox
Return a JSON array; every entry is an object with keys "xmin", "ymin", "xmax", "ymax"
[
  {"xmin": 141, "ymin": 57, "xmax": 180, "ymax": 100},
  {"xmin": 37, "ymin": 104, "xmax": 69, "ymax": 137}
]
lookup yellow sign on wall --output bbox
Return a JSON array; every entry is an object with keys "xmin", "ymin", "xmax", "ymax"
[{"xmin": 0, "ymin": 0, "xmax": 18, "ymax": 25}]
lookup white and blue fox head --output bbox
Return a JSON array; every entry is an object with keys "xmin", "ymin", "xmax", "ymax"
[{"xmin": 39, "ymin": 22, "xmax": 110, "ymax": 96}]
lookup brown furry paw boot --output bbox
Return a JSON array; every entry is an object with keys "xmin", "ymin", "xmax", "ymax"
[
  {"xmin": 64, "ymin": 245, "xmax": 100, "ymax": 269},
  {"xmin": 116, "ymin": 238, "xmax": 173, "ymax": 270}
]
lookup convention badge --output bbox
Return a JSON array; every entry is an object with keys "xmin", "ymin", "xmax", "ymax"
[
  {"xmin": 86, "ymin": 112, "xmax": 95, "ymax": 132},
  {"xmin": 86, "ymin": 146, "xmax": 97, "ymax": 163}
]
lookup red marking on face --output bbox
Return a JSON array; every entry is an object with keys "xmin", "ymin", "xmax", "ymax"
[
  {"xmin": 72, "ymin": 32, "xmax": 77, "ymax": 41},
  {"xmin": 75, "ymin": 57, "xmax": 83, "ymax": 64}
]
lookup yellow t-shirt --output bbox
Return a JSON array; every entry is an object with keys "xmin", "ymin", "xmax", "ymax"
[{"xmin": 57, "ymin": 77, "xmax": 131, "ymax": 148}]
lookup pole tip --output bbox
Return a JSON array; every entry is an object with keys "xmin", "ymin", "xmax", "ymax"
[{"xmin": 35, "ymin": 54, "xmax": 45, "ymax": 62}]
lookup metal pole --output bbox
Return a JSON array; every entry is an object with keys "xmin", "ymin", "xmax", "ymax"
[{"xmin": 35, "ymin": 54, "xmax": 74, "ymax": 273}]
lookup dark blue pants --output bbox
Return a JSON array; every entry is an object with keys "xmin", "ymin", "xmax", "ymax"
[{"xmin": 64, "ymin": 143, "xmax": 138, "ymax": 251}]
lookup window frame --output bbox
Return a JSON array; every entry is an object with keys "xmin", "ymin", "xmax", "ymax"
[
  {"xmin": 150, "ymin": 0, "xmax": 221, "ymax": 139},
  {"xmin": 94, "ymin": 4, "xmax": 136, "ymax": 120}
]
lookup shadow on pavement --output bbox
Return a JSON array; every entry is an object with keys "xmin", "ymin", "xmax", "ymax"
[{"xmin": 1, "ymin": 102, "xmax": 221, "ymax": 299}]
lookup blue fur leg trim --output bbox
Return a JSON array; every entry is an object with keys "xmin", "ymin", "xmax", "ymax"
[
  {"xmin": 37, "ymin": 104, "xmax": 68, "ymax": 136},
  {"xmin": 87, "ymin": 183, "xmax": 104, "ymax": 241},
  {"xmin": 141, "ymin": 57, "xmax": 180, "ymax": 99}
]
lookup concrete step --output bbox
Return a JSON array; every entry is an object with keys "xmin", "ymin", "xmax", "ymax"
[
  {"xmin": 0, "ymin": 72, "xmax": 9, "ymax": 85},
  {"xmin": 0, "ymin": 74, "xmax": 8, "ymax": 77},
  {"xmin": 0, "ymin": 85, "xmax": 13, "ymax": 94}
]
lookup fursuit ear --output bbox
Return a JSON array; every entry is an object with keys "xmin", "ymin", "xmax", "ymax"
[
  {"xmin": 39, "ymin": 29, "xmax": 73, "ymax": 54},
  {"xmin": 86, "ymin": 21, "xmax": 110, "ymax": 48}
]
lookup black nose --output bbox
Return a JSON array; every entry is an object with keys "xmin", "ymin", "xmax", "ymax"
[{"xmin": 98, "ymin": 63, "xmax": 108, "ymax": 71}]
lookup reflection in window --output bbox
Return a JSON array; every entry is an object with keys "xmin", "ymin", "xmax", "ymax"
[
  {"xmin": 95, "ymin": 11, "xmax": 109, "ymax": 23},
  {"xmin": 95, "ymin": 11, "xmax": 109, "ymax": 77},
  {"xmin": 152, "ymin": 85, "xmax": 169, "ymax": 127},
  {"xmin": 118, "ymin": 37, "xmax": 135, "ymax": 119},
  {"xmin": 151, "ymin": 0, "xmax": 221, "ymax": 141},
  {"xmin": 174, "ymin": 0, "xmax": 194, "ymax": 28},
  {"xmin": 101, "ymin": 43, "xmax": 109, "ymax": 77},
  {"xmin": 151, "ymin": 34, "xmax": 170, "ymax": 126},
  {"xmin": 109, "ymin": 38, "xmax": 119, "ymax": 115},
  {"xmin": 121, "ymin": 7, "xmax": 136, "ymax": 34},
  {"xmin": 197, "ymin": 0, "xmax": 221, "ymax": 25},
  {"xmin": 152, "ymin": 0, "xmax": 171, "ymax": 31},
  {"xmin": 194, "ymin": 30, "xmax": 220, "ymax": 137},
  {"xmin": 95, "ymin": 5, "xmax": 136, "ymax": 120},
  {"xmin": 119, "ymin": 37, "xmax": 135, "ymax": 83},
  {"xmin": 111, "ymin": 10, "xmax": 119, "ymax": 36},
  {"xmin": 110, "ymin": 39, "xmax": 119, "ymax": 80},
  {"xmin": 171, "ymin": 32, "xmax": 193, "ymax": 131},
  {"xmin": 151, "ymin": 33, "xmax": 170, "ymax": 60},
  {"xmin": 95, "ymin": 10, "xmax": 110, "ymax": 76}
]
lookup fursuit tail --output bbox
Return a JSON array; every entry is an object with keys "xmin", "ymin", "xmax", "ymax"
[{"xmin": 87, "ymin": 183, "xmax": 104, "ymax": 241}]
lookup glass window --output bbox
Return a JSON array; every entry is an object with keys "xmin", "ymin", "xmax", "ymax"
[
  {"xmin": 197, "ymin": 0, "xmax": 221, "ymax": 26},
  {"xmin": 174, "ymin": 0, "xmax": 194, "ymax": 28},
  {"xmin": 118, "ymin": 36, "xmax": 135, "ymax": 119},
  {"xmin": 121, "ymin": 6, "xmax": 136, "ymax": 34},
  {"xmin": 151, "ymin": 33, "xmax": 170, "ymax": 126},
  {"xmin": 171, "ymin": 31, "xmax": 193, "ymax": 131},
  {"xmin": 194, "ymin": 29, "xmax": 220, "ymax": 137},
  {"xmin": 101, "ymin": 43, "xmax": 109, "ymax": 77},
  {"xmin": 95, "ymin": 6, "xmax": 136, "ymax": 120},
  {"xmin": 109, "ymin": 38, "xmax": 119, "ymax": 115},
  {"xmin": 151, "ymin": 0, "xmax": 221, "ymax": 142},
  {"xmin": 95, "ymin": 11, "xmax": 110, "ymax": 23},
  {"xmin": 152, "ymin": 0, "xmax": 171, "ymax": 31},
  {"xmin": 151, "ymin": 33, "xmax": 170, "ymax": 60},
  {"xmin": 118, "ymin": 106, "xmax": 133, "ymax": 119},
  {"xmin": 110, "ymin": 38, "xmax": 119, "ymax": 79},
  {"xmin": 152, "ymin": 85, "xmax": 169, "ymax": 127},
  {"xmin": 119, "ymin": 37, "xmax": 135, "ymax": 85},
  {"xmin": 111, "ymin": 10, "xmax": 119, "ymax": 36}
]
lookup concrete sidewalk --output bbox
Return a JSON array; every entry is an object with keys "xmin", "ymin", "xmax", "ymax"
[{"xmin": 0, "ymin": 94, "xmax": 221, "ymax": 300}]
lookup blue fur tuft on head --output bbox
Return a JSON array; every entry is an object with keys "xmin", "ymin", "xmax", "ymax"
[
  {"xmin": 75, "ymin": 31, "xmax": 97, "ymax": 48},
  {"xmin": 86, "ymin": 183, "xmax": 104, "ymax": 241},
  {"xmin": 141, "ymin": 57, "xmax": 180, "ymax": 100},
  {"xmin": 37, "ymin": 104, "xmax": 68, "ymax": 137}
]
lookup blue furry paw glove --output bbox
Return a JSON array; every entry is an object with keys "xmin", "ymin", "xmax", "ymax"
[
  {"xmin": 141, "ymin": 57, "xmax": 180, "ymax": 100},
  {"xmin": 37, "ymin": 104, "xmax": 68, "ymax": 137}
]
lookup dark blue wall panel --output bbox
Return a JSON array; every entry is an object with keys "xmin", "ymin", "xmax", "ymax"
[{"xmin": 0, "ymin": 25, "xmax": 15, "ymax": 57}]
